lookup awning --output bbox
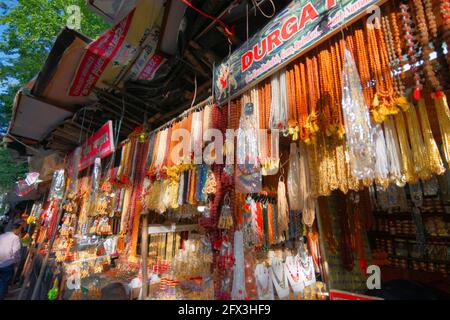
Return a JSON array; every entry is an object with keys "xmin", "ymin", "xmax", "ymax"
[
  {"xmin": 8, "ymin": 92, "xmax": 72, "ymax": 142},
  {"xmin": 31, "ymin": 28, "xmax": 95, "ymax": 108}
]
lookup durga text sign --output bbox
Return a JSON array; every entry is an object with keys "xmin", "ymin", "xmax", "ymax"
[{"xmin": 214, "ymin": 0, "xmax": 379, "ymax": 103}]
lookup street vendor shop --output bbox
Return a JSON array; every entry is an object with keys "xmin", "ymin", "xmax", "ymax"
[{"xmin": 5, "ymin": 0, "xmax": 450, "ymax": 300}]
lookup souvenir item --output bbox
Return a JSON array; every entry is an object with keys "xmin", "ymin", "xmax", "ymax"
[
  {"xmin": 237, "ymin": 100, "xmax": 260, "ymax": 174},
  {"xmin": 218, "ymin": 193, "xmax": 234, "ymax": 230},
  {"xmin": 254, "ymin": 263, "xmax": 274, "ymax": 300},
  {"xmin": 270, "ymin": 258, "xmax": 290, "ymax": 299},
  {"xmin": 341, "ymin": 48, "xmax": 375, "ymax": 182},
  {"xmin": 277, "ymin": 177, "xmax": 290, "ymax": 240},
  {"xmin": 269, "ymin": 71, "xmax": 288, "ymax": 132},
  {"xmin": 285, "ymin": 255, "xmax": 305, "ymax": 294},
  {"xmin": 231, "ymin": 231, "xmax": 247, "ymax": 300},
  {"xmin": 287, "ymin": 143, "xmax": 302, "ymax": 211},
  {"xmin": 48, "ymin": 170, "xmax": 65, "ymax": 201},
  {"xmin": 298, "ymin": 143, "xmax": 316, "ymax": 227},
  {"xmin": 298, "ymin": 252, "xmax": 316, "ymax": 288},
  {"xmin": 373, "ymin": 124, "xmax": 390, "ymax": 189}
]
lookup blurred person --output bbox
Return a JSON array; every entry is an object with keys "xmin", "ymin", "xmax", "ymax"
[{"xmin": 0, "ymin": 221, "xmax": 23, "ymax": 299}]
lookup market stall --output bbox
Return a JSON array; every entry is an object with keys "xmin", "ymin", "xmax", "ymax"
[{"xmin": 11, "ymin": 0, "xmax": 450, "ymax": 300}]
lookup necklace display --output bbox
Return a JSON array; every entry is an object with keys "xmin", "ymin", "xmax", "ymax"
[
  {"xmin": 254, "ymin": 263, "xmax": 274, "ymax": 300},
  {"xmin": 270, "ymin": 258, "xmax": 290, "ymax": 299},
  {"xmin": 284, "ymin": 255, "xmax": 305, "ymax": 294},
  {"xmin": 298, "ymin": 254, "xmax": 316, "ymax": 287}
]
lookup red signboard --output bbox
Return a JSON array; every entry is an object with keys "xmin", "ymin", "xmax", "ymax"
[
  {"xmin": 137, "ymin": 53, "xmax": 164, "ymax": 81},
  {"xmin": 329, "ymin": 290, "xmax": 383, "ymax": 300},
  {"xmin": 69, "ymin": 9, "xmax": 135, "ymax": 96},
  {"xmin": 79, "ymin": 121, "xmax": 115, "ymax": 170}
]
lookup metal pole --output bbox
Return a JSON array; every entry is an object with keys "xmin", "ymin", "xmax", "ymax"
[
  {"xmin": 30, "ymin": 192, "xmax": 67, "ymax": 300},
  {"xmin": 139, "ymin": 211, "xmax": 149, "ymax": 300}
]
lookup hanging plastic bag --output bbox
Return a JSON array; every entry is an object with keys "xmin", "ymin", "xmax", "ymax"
[
  {"xmin": 236, "ymin": 100, "xmax": 262, "ymax": 193},
  {"xmin": 287, "ymin": 143, "xmax": 302, "ymax": 211},
  {"xmin": 341, "ymin": 48, "xmax": 375, "ymax": 181},
  {"xmin": 48, "ymin": 169, "xmax": 66, "ymax": 201}
]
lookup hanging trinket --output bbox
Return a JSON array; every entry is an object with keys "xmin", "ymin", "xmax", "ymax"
[
  {"xmin": 341, "ymin": 48, "xmax": 376, "ymax": 182},
  {"xmin": 218, "ymin": 193, "xmax": 234, "ymax": 230}
]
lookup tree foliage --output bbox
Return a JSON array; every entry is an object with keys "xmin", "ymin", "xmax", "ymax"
[
  {"xmin": 0, "ymin": 0, "xmax": 109, "ymax": 128},
  {"xmin": 0, "ymin": 145, "xmax": 27, "ymax": 192},
  {"xmin": 0, "ymin": 0, "xmax": 109, "ymax": 191}
]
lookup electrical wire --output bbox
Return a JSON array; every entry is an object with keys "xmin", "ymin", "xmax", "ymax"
[
  {"xmin": 181, "ymin": 0, "xmax": 235, "ymax": 38},
  {"xmin": 252, "ymin": 0, "xmax": 276, "ymax": 19},
  {"xmin": 190, "ymin": 75, "xmax": 198, "ymax": 110}
]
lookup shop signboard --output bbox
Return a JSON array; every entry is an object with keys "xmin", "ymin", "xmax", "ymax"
[
  {"xmin": 329, "ymin": 289, "xmax": 383, "ymax": 300},
  {"xmin": 69, "ymin": 0, "xmax": 164, "ymax": 96},
  {"xmin": 79, "ymin": 121, "xmax": 115, "ymax": 170},
  {"xmin": 214, "ymin": 0, "xmax": 381, "ymax": 103}
]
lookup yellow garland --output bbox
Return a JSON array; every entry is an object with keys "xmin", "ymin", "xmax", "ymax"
[
  {"xmin": 394, "ymin": 96, "xmax": 410, "ymax": 112},
  {"xmin": 434, "ymin": 94, "xmax": 450, "ymax": 167},
  {"xmin": 304, "ymin": 111, "xmax": 319, "ymax": 145},
  {"xmin": 393, "ymin": 113, "xmax": 417, "ymax": 183},
  {"xmin": 416, "ymin": 98, "xmax": 445, "ymax": 175},
  {"xmin": 335, "ymin": 140, "xmax": 349, "ymax": 194},
  {"xmin": 404, "ymin": 103, "xmax": 431, "ymax": 180},
  {"xmin": 168, "ymin": 182, "xmax": 180, "ymax": 209}
]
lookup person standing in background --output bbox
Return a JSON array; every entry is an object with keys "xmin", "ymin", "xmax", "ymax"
[{"xmin": 0, "ymin": 222, "xmax": 23, "ymax": 300}]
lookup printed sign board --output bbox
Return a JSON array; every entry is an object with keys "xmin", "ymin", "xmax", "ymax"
[
  {"xmin": 79, "ymin": 121, "xmax": 115, "ymax": 170},
  {"xmin": 214, "ymin": 0, "xmax": 380, "ymax": 103}
]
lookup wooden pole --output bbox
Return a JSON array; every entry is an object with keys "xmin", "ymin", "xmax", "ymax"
[
  {"xmin": 30, "ymin": 191, "xmax": 67, "ymax": 300},
  {"xmin": 139, "ymin": 211, "xmax": 149, "ymax": 300},
  {"xmin": 18, "ymin": 223, "xmax": 43, "ymax": 300}
]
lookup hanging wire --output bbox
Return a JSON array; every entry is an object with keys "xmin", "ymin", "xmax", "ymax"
[
  {"xmin": 339, "ymin": 0, "xmax": 349, "ymax": 46},
  {"xmin": 251, "ymin": 0, "xmax": 276, "ymax": 19},
  {"xmin": 78, "ymin": 107, "xmax": 87, "ymax": 144},
  {"xmin": 190, "ymin": 75, "xmax": 198, "ymax": 110},
  {"xmin": 181, "ymin": 0, "xmax": 235, "ymax": 39}
]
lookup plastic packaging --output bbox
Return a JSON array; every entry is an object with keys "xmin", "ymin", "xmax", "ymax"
[
  {"xmin": 287, "ymin": 143, "xmax": 302, "ymax": 211},
  {"xmin": 341, "ymin": 48, "xmax": 375, "ymax": 181}
]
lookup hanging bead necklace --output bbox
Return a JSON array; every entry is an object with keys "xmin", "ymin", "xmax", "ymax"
[
  {"xmin": 255, "ymin": 264, "xmax": 271, "ymax": 297},
  {"xmin": 285, "ymin": 256, "xmax": 301, "ymax": 283},
  {"xmin": 400, "ymin": 1, "xmax": 424, "ymax": 100},
  {"xmin": 413, "ymin": 0, "xmax": 442, "ymax": 92},
  {"xmin": 271, "ymin": 260, "xmax": 287, "ymax": 289}
]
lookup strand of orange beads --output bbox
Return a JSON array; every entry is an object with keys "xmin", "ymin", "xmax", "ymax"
[
  {"xmin": 298, "ymin": 60, "xmax": 309, "ymax": 141},
  {"xmin": 375, "ymin": 22, "xmax": 396, "ymax": 111},
  {"xmin": 382, "ymin": 16, "xmax": 401, "ymax": 95},
  {"xmin": 331, "ymin": 39, "xmax": 345, "ymax": 139},
  {"xmin": 312, "ymin": 55, "xmax": 321, "ymax": 135},
  {"xmin": 318, "ymin": 47, "xmax": 332, "ymax": 135},
  {"xmin": 382, "ymin": 14, "xmax": 410, "ymax": 112},
  {"xmin": 286, "ymin": 67, "xmax": 298, "ymax": 136},
  {"xmin": 423, "ymin": 0, "xmax": 438, "ymax": 39},
  {"xmin": 324, "ymin": 44, "xmax": 341, "ymax": 137},
  {"xmin": 389, "ymin": 11, "xmax": 407, "ymax": 95},
  {"xmin": 293, "ymin": 62, "xmax": 304, "ymax": 138},
  {"xmin": 413, "ymin": 0, "xmax": 442, "ymax": 92},
  {"xmin": 354, "ymin": 27, "xmax": 374, "ymax": 109},
  {"xmin": 258, "ymin": 83, "xmax": 266, "ymax": 130},
  {"xmin": 366, "ymin": 23, "xmax": 392, "ymax": 122},
  {"xmin": 439, "ymin": 0, "xmax": 450, "ymax": 70},
  {"xmin": 400, "ymin": 0, "xmax": 424, "ymax": 100}
]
